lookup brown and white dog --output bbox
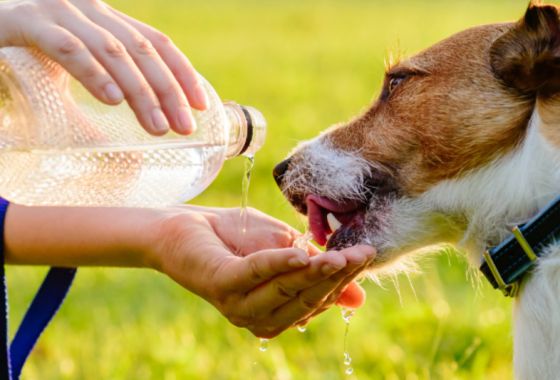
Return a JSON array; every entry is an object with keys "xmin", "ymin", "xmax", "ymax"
[{"xmin": 274, "ymin": 2, "xmax": 560, "ymax": 378}]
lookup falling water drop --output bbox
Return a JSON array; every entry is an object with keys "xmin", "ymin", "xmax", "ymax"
[
  {"xmin": 293, "ymin": 230, "xmax": 313, "ymax": 250},
  {"xmin": 341, "ymin": 308, "xmax": 355, "ymax": 376},
  {"xmin": 258, "ymin": 338, "xmax": 269, "ymax": 352},
  {"xmin": 342, "ymin": 308, "xmax": 355, "ymax": 324},
  {"xmin": 344, "ymin": 352, "xmax": 352, "ymax": 366},
  {"xmin": 297, "ymin": 325, "xmax": 307, "ymax": 333}
]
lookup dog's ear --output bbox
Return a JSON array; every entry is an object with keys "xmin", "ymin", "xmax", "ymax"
[{"xmin": 490, "ymin": 2, "xmax": 560, "ymax": 96}]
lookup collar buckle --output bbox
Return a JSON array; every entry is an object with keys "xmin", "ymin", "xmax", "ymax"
[{"xmin": 482, "ymin": 225, "xmax": 538, "ymax": 297}]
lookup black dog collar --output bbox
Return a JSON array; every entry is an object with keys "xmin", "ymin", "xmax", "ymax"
[{"xmin": 480, "ymin": 195, "xmax": 560, "ymax": 297}]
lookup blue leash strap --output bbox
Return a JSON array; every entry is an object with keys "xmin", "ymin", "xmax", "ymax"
[
  {"xmin": 0, "ymin": 199, "xmax": 77, "ymax": 380},
  {"xmin": 9, "ymin": 268, "xmax": 76, "ymax": 379},
  {"xmin": 0, "ymin": 198, "xmax": 12, "ymax": 380}
]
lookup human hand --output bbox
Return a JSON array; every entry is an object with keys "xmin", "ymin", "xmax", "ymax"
[
  {"xmin": 3, "ymin": 203, "xmax": 374, "ymax": 337},
  {"xmin": 204, "ymin": 206, "xmax": 370, "ymax": 309},
  {"xmin": 0, "ymin": 0, "xmax": 207, "ymax": 135},
  {"xmin": 150, "ymin": 206, "xmax": 376, "ymax": 338}
]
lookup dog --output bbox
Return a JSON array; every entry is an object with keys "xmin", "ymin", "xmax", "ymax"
[{"xmin": 273, "ymin": 2, "xmax": 560, "ymax": 379}]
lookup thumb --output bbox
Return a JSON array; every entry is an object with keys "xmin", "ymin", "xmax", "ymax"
[{"xmin": 335, "ymin": 281, "xmax": 366, "ymax": 309}]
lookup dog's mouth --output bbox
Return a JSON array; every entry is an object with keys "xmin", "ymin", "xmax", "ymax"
[{"xmin": 306, "ymin": 195, "xmax": 367, "ymax": 249}]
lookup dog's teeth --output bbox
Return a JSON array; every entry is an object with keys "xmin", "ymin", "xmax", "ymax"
[{"xmin": 327, "ymin": 212, "xmax": 342, "ymax": 232}]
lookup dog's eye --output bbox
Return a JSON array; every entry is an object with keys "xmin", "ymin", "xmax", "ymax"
[{"xmin": 388, "ymin": 76, "xmax": 406, "ymax": 94}]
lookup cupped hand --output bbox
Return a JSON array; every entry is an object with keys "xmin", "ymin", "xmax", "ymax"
[
  {"xmin": 0, "ymin": 0, "xmax": 207, "ymax": 135},
  {"xmin": 151, "ymin": 206, "xmax": 376, "ymax": 338}
]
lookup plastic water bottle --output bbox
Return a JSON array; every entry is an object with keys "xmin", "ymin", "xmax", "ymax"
[{"xmin": 0, "ymin": 47, "xmax": 266, "ymax": 206}]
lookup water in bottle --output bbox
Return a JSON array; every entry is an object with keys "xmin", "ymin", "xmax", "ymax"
[{"xmin": 0, "ymin": 47, "xmax": 266, "ymax": 206}]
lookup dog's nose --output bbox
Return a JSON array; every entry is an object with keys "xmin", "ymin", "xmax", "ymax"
[{"xmin": 273, "ymin": 158, "xmax": 291, "ymax": 186}]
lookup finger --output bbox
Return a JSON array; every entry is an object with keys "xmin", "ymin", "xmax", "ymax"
[
  {"xmin": 8, "ymin": 16, "xmax": 123, "ymax": 106},
  {"xmin": 336, "ymin": 281, "xmax": 366, "ymax": 309},
  {"xmin": 110, "ymin": 7, "xmax": 208, "ymax": 110},
  {"xmin": 240, "ymin": 251, "xmax": 349, "ymax": 315},
  {"xmin": 305, "ymin": 250, "xmax": 375, "ymax": 319},
  {"xmin": 80, "ymin": 4, "xmax": 195, "ymax": 135},
  {"xmin": 305, "ymin": 278, "xmax": 367, "ymax": 323},
  {"xmin": 223, "ymin": 248, "xmax": 311, "ymax": 292},
  {"xmin": 304, "ymin": 240, "xmax": 322, "ymax": 257},
  {"xmin": 265, "ymin": 246, "xmax": 374, "ymax": 329},
  {"xmin": 293, "ymin": 251, "xmax": 369, "ymax": 310},
  {"xmin": 53, "ymin": 5, "xmax": 168, "ymax": 135}
]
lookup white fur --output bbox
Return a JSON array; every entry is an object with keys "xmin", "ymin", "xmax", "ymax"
[
  {"xmin": 405, "ymin": 112, "xmax": 560, "ymax": 379},
  {"xmin": 281, "ymin": 137, "xmax": 372, "ymax": 204},
  {"xmin": 514, "ymin": 245, "xmax": 560, "ymax": 380},
  {"xmin": 420, "ymin": 112, "xmax": 560, "ymax": 260},
  {"xmin": 376, "ymin": 112, "xmax": 560, "ymax": 380}
]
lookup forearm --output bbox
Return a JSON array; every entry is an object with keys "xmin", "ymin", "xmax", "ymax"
[{"xmin": 4, "ymin": 204, "xmax": 162, "ymax": 268}]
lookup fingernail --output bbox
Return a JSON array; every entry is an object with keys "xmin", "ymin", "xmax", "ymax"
[
  {"xmin": 177, "ymin": 106, "xmax": 196, "ymax": 134},
  {"xmin": 321, "ymin": 263, "xmax": 343, "ymax": 275},
  {"xmin": 365, "ymin": 247, "xmax": 377, "ymax": 259},
  {"xmin": 288, "ymin": 255, "xmax": 309, "ymax": 268},
  {"xmin": 104, "ymin": 83, "xmax": 123, "ymax": 104},
  {"xmin": 350, "ymin": 255, "xmax": 367, "ymax": 266},
  {"xmin": 151, "ymin": 108, "xmax": 169, "ymax": 134}
]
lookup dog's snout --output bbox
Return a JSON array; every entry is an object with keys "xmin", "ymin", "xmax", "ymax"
[{"xmin": 273, "ymin": 158, "xmax": 291, "ymax": 186}]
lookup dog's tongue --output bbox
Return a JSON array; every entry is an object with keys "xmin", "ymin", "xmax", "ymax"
[
  {"xmin": 306, "ymin": 195, "xmax": 361, "ymax": 246},
  {"xmin": 307, "ymin": 198, "xmax": 329, "ymax": 246}
]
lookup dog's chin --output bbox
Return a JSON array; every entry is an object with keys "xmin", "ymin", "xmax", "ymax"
[
  {"xmin": 325, "ymin": 219, "xmax": 366, "ymax": 250},
  {"xmin": 318, "ymin": 194, "xmax": 422, "ymax": 270}
]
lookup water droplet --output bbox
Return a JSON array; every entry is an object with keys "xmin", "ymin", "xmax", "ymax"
[
  {"xmin": 341, "ymin": 308, "xmax": 355, "ymax": 324},
  {"xmin": 341, "ymin": 307, "xmax": 355, "ymax": 376},
  {"xmin": 297, "ymin": 325, "xmax": 307, "ymax": 333},
  {"xmin": 258, "ymin": 338, "xmax": 269, "ymax": 352},
  {"xmin": 293, "ymin": 230, "xmax": 313, "ymax": 250},
  {"xmin": 344, "ymin": 352, "xmax": 352, "ymax": 366}
]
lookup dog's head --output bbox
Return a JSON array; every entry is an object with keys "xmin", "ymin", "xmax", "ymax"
[{"xmin": 275, "ymin": 2, "xmax": 560, "ymax": 268}]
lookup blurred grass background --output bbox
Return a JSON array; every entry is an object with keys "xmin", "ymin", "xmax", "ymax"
[{"xmin": 7, "ymin": 0, "xmax": 533, "ymax": 379}]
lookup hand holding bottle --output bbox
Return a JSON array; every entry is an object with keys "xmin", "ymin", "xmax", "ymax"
[{"xmin": 0, "ymin": 0, "xmax": 207, "ymax": 135}]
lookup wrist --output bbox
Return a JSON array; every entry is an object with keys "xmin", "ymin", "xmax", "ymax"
[
  {"xmin": 146, "ymin": 206, "xmax": 233, "ymax": 302},
  {"xmin": 144, "ymin": 206, "xmax": 211, "ymax": 273}
]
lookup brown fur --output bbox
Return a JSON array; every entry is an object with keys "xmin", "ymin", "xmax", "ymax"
[
  {"xmin": 491, "ymin": 3, "xmax": 560, "ymax": 96},
  {"xmin": 324, "ymin": 3, "xmax": 560, "ymax": 196},
  {"xmin": 327, "ymin": 22, "xmax": 538, "ymax": 196},
  {"xmin": 539, "ymin": 94, "xmax": 560, "ymax": 148}
]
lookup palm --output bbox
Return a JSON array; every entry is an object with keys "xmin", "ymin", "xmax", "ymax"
[{"xmin": 209, "ymin": 208, "xmax": 298, "ymax": 257}]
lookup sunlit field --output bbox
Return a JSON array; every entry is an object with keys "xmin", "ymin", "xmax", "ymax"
[{"xmin": 8, "ymin": 1, "xmax": 533, "ymax": 379}]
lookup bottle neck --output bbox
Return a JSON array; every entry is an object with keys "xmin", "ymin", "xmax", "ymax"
[{"xmin": 224, "ymin": 103, "xmax": 266, "ymax": 159}]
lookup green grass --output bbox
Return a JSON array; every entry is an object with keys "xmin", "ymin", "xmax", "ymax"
[{"xmin": 8, "ymin": 1, "xmax": 532, "ymax": 378}]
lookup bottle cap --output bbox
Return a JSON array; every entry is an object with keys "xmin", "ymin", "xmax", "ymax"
[
  {"xmin": 238, "ymin": 105, "xmax": 266, "ymax": 157},
  {"xmin": 225, "ymin": 103, "xmax": 267, "ymax": 158}
]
